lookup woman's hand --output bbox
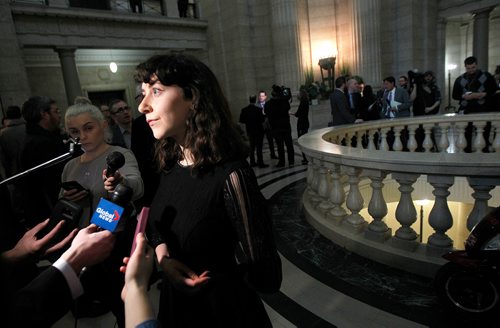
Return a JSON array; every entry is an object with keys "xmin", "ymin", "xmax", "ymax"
[
  {"xmin": 161, "ymin": 257, "xmax": 210, "ymax": 293},
  {"xmin": 120, "ymin": 233, "xmax": 154, "ymax": 300},
  {"xmin": 103, "ymin": 169, "xmax": 124, "ymax": 192},
  {"xmin": 62, "ymin": 188, "xmax": 88, "ymax": 202}
]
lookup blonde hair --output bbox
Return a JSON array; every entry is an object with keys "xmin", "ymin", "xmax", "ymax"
[{"xmin": 65, "ymin": 102, "xmax": 111, "ymax": 142}]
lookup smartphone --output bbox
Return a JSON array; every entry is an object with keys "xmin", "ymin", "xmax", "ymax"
[
  {"xmin": 37, "ymin": 199, "xmax": 82, "ymax": 241},
  {"xmin": 130, "ymin": 207, "xmax": 150, "ymax": 256},
  {"xmin": 61, "ymin": 180, "xmax": 86, "ymax": 192}
]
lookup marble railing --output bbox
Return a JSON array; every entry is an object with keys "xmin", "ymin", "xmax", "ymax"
[{"xmin": 298, "ymin": 113, "xmax": 500, "ymax": 277}]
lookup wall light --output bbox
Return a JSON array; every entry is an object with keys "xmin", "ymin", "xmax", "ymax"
[{"xmin": 109, "ymin": 62, "xmax": 118, "ymax": 73}]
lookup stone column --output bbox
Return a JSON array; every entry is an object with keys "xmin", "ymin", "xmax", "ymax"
[
  {"xmin": 472, "ymin": 7, "xmax": 494, "ymax": 69},
  {"xmin": 55, "ymin": 47, "xmax": 82, "ymax": 106},
  {"xmin": 270, "ymin": 0, "xmax": 301, "ymax": 90},
  {"xmin": 0, "ymin": 0, "xmax": 31, "ymax": 108},
  {"xmin": 351, "ymin": 0, "xmax": 381, "ymax": 86}
]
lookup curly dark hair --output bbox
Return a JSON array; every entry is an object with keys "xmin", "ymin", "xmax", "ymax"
[{"xmin": 135, "ymin": 54, "xmax": 248, "ymax": 173}]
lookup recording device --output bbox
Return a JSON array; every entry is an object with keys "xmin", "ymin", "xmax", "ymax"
[
  {"xmin": 37, "ymin": 199, "xmax": 82, "ymax": 241},
  {"xmin": 272, "ymin": 84, "xmax": 292, "ymax": 102},
  {"xmin": 408, "ymin": 70, "xmax": 424, "ymax": 89},
  {"xmin": 90, "ymin": 183, "xmax": 133, "ymax": 232},
  {"xmin": 61, "ymin": 180, "xmax": 86, "ymax": 192},
  {"xmin": 105, "ymin": 151, "xmax": 126, "ymax": 178}
]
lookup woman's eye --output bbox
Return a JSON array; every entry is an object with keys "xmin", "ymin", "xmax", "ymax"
[
  {"xmin": 153, "ymin": 88, "xmax": 161, "ymax": 96},
  {"xmin": 69, "ymin": 129, "xmax": 79, "ymax": 136}
]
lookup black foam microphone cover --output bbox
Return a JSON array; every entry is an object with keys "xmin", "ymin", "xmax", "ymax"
[{"xmin": 105, "ymin": 151, "xmax": 125, "ymax": 178}]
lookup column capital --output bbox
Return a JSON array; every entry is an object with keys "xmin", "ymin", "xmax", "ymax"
[
  {"xmin": 470, "ymin": 6, "xmax": 495, "ymax": 17},
  {"xmin": 54, "ymin": 47, "xmax": 78, "ymax": 55}
]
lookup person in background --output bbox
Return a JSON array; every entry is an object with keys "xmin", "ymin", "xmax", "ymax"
[
  {"xmin": 265, "ymin": 85, "xmax": 295, "ymax": 167},
  {"xmin": 452, "ymin": 56, "xmax": 497, "ymax": 114},
  {"xmin": 258, "ymin": 90, "xmax": 277, "ymax": 160},
  {"xmin": 136, "ymin": 54, "xmax": 282, "ymax": 328},
  {"xmin": 359, "ymin": 85, "xmax": 380, "ymax": 121},
  {"xmin": 381, "ymin": 76, "xmax": 412, "ymax": 119},
  {"xmin": 19, "ymin": 96, "xmax": 67, "ymax": 227},
  {"xmin": 452, "ymin": 56, "xmax": 497, "ymax": 152},
  {"xmin": 61, "ymin": 101, "xmax": 143, "ymax": 327},
  {"xmin": 109, "ymin": 99, "xmax": 133, "ymax": 149},
  {"xmin": 399, "ymin": 75, "xmax": 410, "ymax": 94},
  {"xmin": 239, "ymin": 95, "xmax": 268, "ymax": 168},
  {"xmin": 0, "ymin": 105, "xmax": 26, "ymax": 178},
  {"xmin": 294, "ymin": 89, "xmax": 309, "ymax": 165}
]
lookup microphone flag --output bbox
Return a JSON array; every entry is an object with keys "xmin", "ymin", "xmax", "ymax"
[{"xmin": 91, "ymin": 198, "xmax": 125, "ymax": 232}]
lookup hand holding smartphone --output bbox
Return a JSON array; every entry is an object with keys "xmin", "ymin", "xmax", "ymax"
[{"xmin": 61, "ymin": 180, "xmax": 86, "ymax": 192}]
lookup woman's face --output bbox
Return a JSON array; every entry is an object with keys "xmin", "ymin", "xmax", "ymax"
[
  {"xmin": 138, "ymin": 79, "xmax": 193, "ymax": 142},
  {"xmin": 66, "ymin": 112, "xmax": 107, "ymax": 153}
]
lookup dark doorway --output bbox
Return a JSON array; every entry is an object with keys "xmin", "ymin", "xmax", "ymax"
[{"xmin": 88, "ymin": 90, "xmax": 126, "ymax": 108}]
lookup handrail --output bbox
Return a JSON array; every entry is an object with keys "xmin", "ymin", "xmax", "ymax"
[{"xmin": 297, "ymin": 112, "xmax": 500, "ymax": 277}]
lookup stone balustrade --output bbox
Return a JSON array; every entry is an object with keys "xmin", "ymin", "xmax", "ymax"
[{"xmin": 298, "ymin": 113, "xmax": 500, "ymax": 277}]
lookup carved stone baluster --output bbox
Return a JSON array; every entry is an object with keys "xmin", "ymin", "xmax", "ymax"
[
  {"xmin": 391, "ymin": 173, "xmax": 419, "ymax": 251},
  {"xmin": 327, "ymin": 164, "xmax": 347, "ymax": 223},
  {"xmin": 493, "ymin": 121, "xmax": 500, "ymax": 153},
  {"xmin": 437, "ymin": 123, "xmax": 449, "ymax": 152},
  {"xmin": 466, "ymin": 177, "xmax": 495, "ymax": 231},
  {"xmin": 455, "ymin": 122, "xmax": 468, "ymax": 153},
  {"xmin": 407, "ymin": 125, "xmax": 418, "ymax": 152},
  {"xmin": 368, "ymin": 129, "xmax": 376, "ymax": 150},
  {"xmin": 364, "ymin": 170, "xmax": 391, "ymax": 242},
  {"xmin": 316, "ymin": 164, "xmax": 333, "ymax": 213},
  {"xmin": 472, "ymin": 121, "xmax": 486, "ymax": 152},
  {"xmin": 356, "ymin": 131, "xmax": 363, "ymax": 149},
  {"xmin": 379, "ymin": 128, "xmax": 390, "ymax": 151},
  {"xmin": 393, "ymin": 127, "xmax": 403, "ymax": 151},
  {"xmin": 307, "ymin": 159, "xmax": 319, "ymax": 198},
  {"xmin": 310, "ymin": 160, "xmax": 323, "ymax": 206},
  {"xmin": 427, "ymin": 175, "xmax": 454, "ymax": 251},
  {"xmin": 342, "ymin": 167, "xmax": 366, "ymax": 232},
  {"xmin": 422, "ymin": 124, "xmax": 433, "ymax": 152}
]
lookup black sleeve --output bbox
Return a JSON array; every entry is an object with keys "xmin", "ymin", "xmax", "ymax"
[
  {"xmin": 9, "ymin": 266, "xmax": 73, "ymax": 327},
  {"xmin": 223, "ymin": 166, "xmax": 282, "ymax": 293}
]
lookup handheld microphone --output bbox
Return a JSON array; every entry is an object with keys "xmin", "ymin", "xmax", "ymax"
[
  {"xmin": 91, "ymin": 183, "xmax": 133, "ymax": 232},
  {"xmin": 105, "ymin": 151, "xmax": 125, "ymax": 178}
]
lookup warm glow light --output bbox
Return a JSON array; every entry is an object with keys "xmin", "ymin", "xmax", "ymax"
[
  {"xmin": 447, "ymin": 64, "xmax": 457, "ymax": 71},
  {"xmin": 317, "ymin": 41, "xmax": 337, "ymax": 59},
  {"xmin": 415, "ymin": 199, "xmax": 431, "ymax": 206},
  {"xmin": 109, "ymin": 62, "xmax": 118, "ymax": 73}
]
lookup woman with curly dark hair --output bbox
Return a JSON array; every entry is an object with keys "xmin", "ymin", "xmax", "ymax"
[{"xmin": 135, "ymin": 54, "xmax": 281, "ymax": 328}]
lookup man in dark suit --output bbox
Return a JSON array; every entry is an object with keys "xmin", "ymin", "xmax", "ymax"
[
  {"xmin": 19, "ymin": 96, "xmax": 68, "ymax": 227},
  {"xmin": 330, "ymin": 77, "xmax": 363, "ymax": 126},
  {"xmin": 239, "ymin": 95, "xmax": 268, "ymax": 168},
  {"xmin": 265, "ymin": 86, "xmax": 295, "ymax": 167},
  {"xmin": 346, "ymin": 78, "xmax": 363, "ymax": 116},
  {"xmin": 381, "ymin": 76, "xmax": 412, "ymax": 118},
  {"xmin": 109, "ymin": 99, "xmax": 133, "ymax": 149}
]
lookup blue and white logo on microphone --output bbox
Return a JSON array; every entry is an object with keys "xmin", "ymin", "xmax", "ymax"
[{"xmin": 91, "ymin": 198, "xmax": 124, "ymax": 232}]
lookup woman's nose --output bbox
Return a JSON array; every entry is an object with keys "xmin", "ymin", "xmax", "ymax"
[{"xmin": 138, "ymin": 94, "xmax": 150, "ymax": 114}]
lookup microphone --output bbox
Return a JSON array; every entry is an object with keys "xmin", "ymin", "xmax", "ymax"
[
  {"xmin": 105, "ymin": 151, "xmax": 125, "ymax": 178},
  {"xmin": 90, "ymin": 183, "xmax": 133, "ymax": 232}
]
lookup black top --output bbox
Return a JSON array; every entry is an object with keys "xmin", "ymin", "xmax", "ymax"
[
  {"xmin": 294, "ymin": 99, "xmax": 310, "ymax": 131},
  {"xmin": 148, "ymin": 160, "xmax": 281, "ymax": 327},
  {"xmin": 239, "ymin": 104, "xmax": 265, "ymax": 135}
]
